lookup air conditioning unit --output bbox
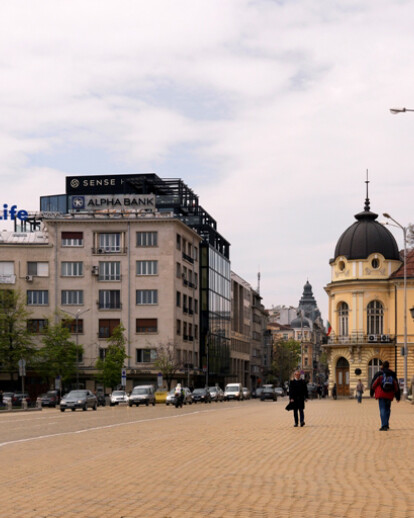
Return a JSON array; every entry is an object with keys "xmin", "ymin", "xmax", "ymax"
[
  {"xmin": 380, "ymin": 334, "xmax": 390, "ymax": 343},
  {"xmin": 91, "ymin": 266, "xmax": 99, "ymax": 276},
  {"xmin": 368, "ymin": 334, "xmax": 377, "ymax": 343},
  {"xmin": 25, "ymin": 275, "xmax": 33, "ymax": 282}
]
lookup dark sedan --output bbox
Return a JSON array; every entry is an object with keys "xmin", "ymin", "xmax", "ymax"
[
  {"xmin": 192, "ymin": 388, "xmax": 212, "ymax": 403},
  {"xmin": 260, "ymin": 387, "xmax": 277, "ymax": 402},
  {"xmin": 39, "ymin": 390, "xmax": 60, "ymax": 407},
  {"xmin": 12, "ymin": 392, "xmax": 31, "ymax": 407},
  {"xmin": 60, "ymin": 390, "xmax": 97, "ymax": 412}
]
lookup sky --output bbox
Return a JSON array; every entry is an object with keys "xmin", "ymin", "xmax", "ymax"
[{"xmin": 1, "ymin": 0, "xmax": 414, "ymax": 321}]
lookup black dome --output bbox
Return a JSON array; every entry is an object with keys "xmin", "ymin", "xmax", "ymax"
[{"xmin": 334, "ymin": 204, "xmax": 400, "ymax": 261}]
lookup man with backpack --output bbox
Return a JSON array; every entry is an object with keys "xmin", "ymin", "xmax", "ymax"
[{"xmin": 370, "ymin": 361, "xmax": 401, "ymax": 431}]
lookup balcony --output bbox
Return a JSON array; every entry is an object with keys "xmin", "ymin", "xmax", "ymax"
[
  {"xmin": 92, "ymin": 247, "xmax": 127, "ymax": 255},
  {"xmin": 97, "ymin": 302, "xmax": 122, "ymax": 310},
  {"xmin": 182, "ymin": 252, "xmax": 194, "ymax": 264}
]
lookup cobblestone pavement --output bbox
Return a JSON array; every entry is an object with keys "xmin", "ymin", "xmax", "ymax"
[{"xmin": 1, "ymin": 398, "xmax": 414, "ymax": 518}]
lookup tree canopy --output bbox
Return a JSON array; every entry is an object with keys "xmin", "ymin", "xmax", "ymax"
[{"xmin": 95, "ymin": 323, "xmax": 128, "ymax": 390}]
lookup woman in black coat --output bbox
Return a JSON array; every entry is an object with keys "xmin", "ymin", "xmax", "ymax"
[{"xmin": 289, "ymin": 370, "xmax": 309, "ymax": 427}]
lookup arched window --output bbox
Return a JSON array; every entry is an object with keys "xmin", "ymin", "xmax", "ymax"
[
  {"xmin": 368, "ymin": 358, "xmax": 383, "ymax": 385},
  {"xmin": 367, "ymin": 300, "xmax": 383, "ymax": 335},
  {"xmin": 338, "ymin": 302, "xmax": 349, "ymax": 336}
]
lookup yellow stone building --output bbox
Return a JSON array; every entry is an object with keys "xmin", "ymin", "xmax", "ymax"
[{"xmin": 324, "ymin": 194, "xmax": 414, "ymax": 397}]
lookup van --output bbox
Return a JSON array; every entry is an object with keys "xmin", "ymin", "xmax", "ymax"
[
  {"xmin": 224, "ymin": 383, "xmax": 244, "ymax": 401},
  {"xmin": 128, "ymin": 385, "xmax": 155, "ymax": 407}
]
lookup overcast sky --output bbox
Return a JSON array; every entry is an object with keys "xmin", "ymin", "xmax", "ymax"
[{"xmin": 1, "ymin": 0, "xmax": 413, "ymax": 320}]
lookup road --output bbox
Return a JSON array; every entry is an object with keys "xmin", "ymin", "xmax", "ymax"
[{"xmin": 1, "ymin": 398, "xmax": 414, "ymax": 517}]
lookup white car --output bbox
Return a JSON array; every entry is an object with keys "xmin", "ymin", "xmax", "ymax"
[{"xmin": 109, "ymin": 390, "xmax": 129, "ymax": 406}]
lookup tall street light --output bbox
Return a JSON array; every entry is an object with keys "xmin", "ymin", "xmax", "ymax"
[
  {"xmin": 390, "ymin": 107, "xmax": 414, "ymax": 114},
  {"xmin": 383, "ymin": 213, "xmax": 408, "ymax": 399}
]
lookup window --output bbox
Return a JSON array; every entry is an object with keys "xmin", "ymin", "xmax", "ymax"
[
  {"xmin": 367, "ymin": 300, "xmax": 383, "ymax": 335},
  {"xmin": 194, "ymin": 299, "xmax": 198, "ymax": 314},
  {"xmin": 27, "ymin": 290, "xmax": 48, "ymax": 305},
  {"xmin": 136, "ymin": 348, "xmax": 157, "ymax": 362},
  {"xmin": 368, "ymin": 358, "xmax": 383, "ymax": 385},
  {"xmin": 99, "ymin": 348, "xmax": 107, "ymax": 360},
  {"xmin": 136, "ymin": 318, "xmax": 157, "ymax": 333},
  {"xmin": 176, "ymin": 262, "xmax": 181, "ymax": 278},
  {"xmin": 183, "ymin": 294, "xmax": 188, "ymax": 313},
  {"xmin": 27, "ymin": 319, "xmax": 48, "ymax": 333},
  {"xmin": 98, "ymin": 290, "xmax": 121, "ymax": 309},
  {"xmin": 176, "ymin": 319, "xmax": 181, "ymax": 336},
  {"xmin": 176, "ymin": 291, "xmax": 181, "ymax": 307},
  {"xmin": 176, "ymin": 234, "xmax": 181, "ymax": 250},
  {"xmin": 99, "ymin": 262, "xmax": 120, "ymax": 281},
  {"xmin": 61, "ymin": 262, "xmax": 83, "ymax": 277},
  {"xmin": 98, "ymin": 319, "xmax": 120, "ymax": 338},
  {"xmin": 99, "ymin": 233, "xmax": 121, "ymax": 252},
  {"xmin": 27, "ymin": 262, "xmax": 49, "ymax": 277},
  {"xmin": 339, "ymin": 302, "xmax": 349, "ymax": 336},
  {"xmin": 183, "ymin": 322, "xmax": 188, "ymax": 340},
  {"xmin": 0, "ymin": 262, "xmax": 14, "ymax": 283},
  {"xmin": 136, "ymin": 231, "xmax": 158, "ymax": 247},
  {"xmin": 62, "ymin": 231, "xmax": 83, "ymax": 247},
  {"xmin": 136, "ymin": 261, "xmax": 158, "ymax": 275},
  {"xmin": 371, "ymin": 258, "xmax": 380, "ymax": 269},
  {"xmin": 63, "ymin": 319, "xmax": 84, "ymax": 334},
  {"xmin": 136, "ymin": 290, "xmax": 158, "ymax": 305},
  {"xmin": 61, "ymin": 290, "xmax": 84, "ymax": 305}
]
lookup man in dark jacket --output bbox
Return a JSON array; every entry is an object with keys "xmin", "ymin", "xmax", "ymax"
[
  {"xmin": 289, "ymin": 370, "xmax": 309, "ymax": 427},
  {"xmin": 370, "ymin": 361, "xmax": 400, "ymax": 431}
]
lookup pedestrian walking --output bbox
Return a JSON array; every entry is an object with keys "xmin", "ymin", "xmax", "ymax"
[
  {"xmin": 355, "ymin": 379, "xmax": 364, "ymax": 403},
  {"xmin": 370, "ymin": 361, "xmax": 400, "ymax": 431},
  {"xmin": 289, "ymin": 370, "xmax": 308, "ymax": 427},
  {"xmin": 332, "ymin": 383, "xmax": 337, "ymax": 400}
]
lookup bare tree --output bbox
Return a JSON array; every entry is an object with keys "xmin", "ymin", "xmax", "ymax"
[{"xmin": 153, "ymin": 342, "xmax": 182, "ymax": 390}]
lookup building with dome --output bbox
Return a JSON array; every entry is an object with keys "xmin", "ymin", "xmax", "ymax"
[{"xmin": 324, "ymin": 189, "xmax": 414, "ymax": 397}]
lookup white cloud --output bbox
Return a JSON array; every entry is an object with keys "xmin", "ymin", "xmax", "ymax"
[{"xmin": 1, "ymin": 0, "xmax": 414, "ymax": 317}]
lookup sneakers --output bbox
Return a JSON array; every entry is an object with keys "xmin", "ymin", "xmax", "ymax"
[{"xmin": 300, "ymin": 422, "xmax": 305, "ymax": 427}]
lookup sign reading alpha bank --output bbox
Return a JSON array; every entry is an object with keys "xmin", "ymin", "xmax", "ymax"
[
  {"xmin": 70, "ymin": 194, "xmax": 155, "ymax": 211},
  {"xmin": 66, "ymin": 173, "xmax": 160, "ymax": 195}
]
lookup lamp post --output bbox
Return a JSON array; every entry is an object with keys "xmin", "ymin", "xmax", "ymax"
[
  {"xmin": 390, "ymin": 107, "xmax": 414, "ymax": 114},
  {"xmin": 65, "ymin": 308, "xmax": 90, "ymax": 389},
  {"xmin": 383, "ymin": 213, "xmax": 408, "ymax": 399}
]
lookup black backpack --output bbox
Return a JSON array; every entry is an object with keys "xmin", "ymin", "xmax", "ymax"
[{"xmin": 381, "ymin": 373, "xmax": 394, "ymax": 392}]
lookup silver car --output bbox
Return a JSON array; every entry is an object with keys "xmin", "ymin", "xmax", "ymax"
[
  {"xmin": 110, "ymin": 390, "xmax": 129, "ymax": 406},
  {"xmin": 128, "ymin": 386, "xmax": 155, "ymax": 407},
  {"xmin": 60, "ymin": 390, "xmax": 97, "ymax": 412}
]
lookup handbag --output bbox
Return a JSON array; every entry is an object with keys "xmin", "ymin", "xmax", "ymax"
[{"xmin": 285, "ymin": 401, "xmax": 295, "ymax": 411}]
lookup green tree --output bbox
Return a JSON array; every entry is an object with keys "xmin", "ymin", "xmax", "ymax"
[
  {"xmin": 35, "ymin": 321, "xmax": 82, "ymax": 391},
  {"xmin": 271, "ymin": 339, "xmax": 301, "ymax": 385},
  {"xmin": 0, "ymin": 290, "xmax": 36, "ymax": 379},
  {"xmin": 95, "ymin": 324, "xmax": 128, "ymax": 390},
  {"xmin": 153, "ymin": 342, "xmax": 181, "ymax": 390}
]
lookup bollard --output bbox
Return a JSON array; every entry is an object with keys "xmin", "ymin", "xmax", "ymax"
[
  {"xmin": 7, "ymin": 400, "xmax": 12, "ymax": 411},
  {"xmin": 22, "ymin": 399, "xmax": 28, "ymax": 410},
  {"xmin": 37, "ymin": 398, "xmax": 42, "ymax": 409}
]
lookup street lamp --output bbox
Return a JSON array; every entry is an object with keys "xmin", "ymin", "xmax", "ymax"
[
  {"xmin": 65, "ymin": 308, "xmax": 90, "ymax": 389},
  {"xmin": 390, "ymin": 107, "xmax": 414, "ymax": 114},
  {"xmin": 383, "ymin": 213, "xmax": 408, "ymax": 399}
]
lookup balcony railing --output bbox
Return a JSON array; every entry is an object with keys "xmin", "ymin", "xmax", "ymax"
[
  {"xmin": 327, "ymin": 334, "xmax": 395, "ymax": 345},
  {"xmin": 182, "ymin": 252, "xmax": 194, "ymax": 264},
  {"xmin": 92, "ymin": 247, "xmax": 127, "ymax": 254}
]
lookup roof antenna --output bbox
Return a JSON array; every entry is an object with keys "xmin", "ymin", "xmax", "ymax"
[
  {"xmin": 257, "ymin": 270, "xmax": 261, "ymax": 294},
  {"xmin": 364, "ymin": 169, "xmax": 370, "ymax": 211}
]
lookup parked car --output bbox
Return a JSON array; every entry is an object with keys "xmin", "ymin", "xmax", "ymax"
[
  {"xmin": 110, "ymin": 390, "xmax": 129, "ymax": 406},
  {"xmin": 2, "ymin": 392, "xmax": 14, "ymax": 405},
  {"xmin": 252, "ymin": 387, "xmax": 263, "ymax": 399},
  {"xmin": 12, "ymin": 392, "xmax": 31, "ymax": 407},
  {"xmin": 192, "ymin": 388, "xmax": 212, "ymax": 403},
  {"xmin": 60, "ymin": 390, "xmax": 97, "ymax": 412},
  {"xmin": 242, "ymin": 387, "xmax": 251, "ymax": 400},
  {"xmin": 39, "ymin": 390, "xmax": 60, "ymax": 407},
  {"xmin": 224, "ymin": 383, "xmax": 244, "ymax": 401},
  {"xmin": 209, "ymin": 386, "xmax": 224, "ymax": 402},
  {"xmin": 155, "ymin": 389, "xmax": 168, "ymax": 404},
  {"xmin": 260, "ymin": 387, "xmax": 277, "ymax": 401},
  {"xmin": 274, "ymin": 387, "xmax": 284, "ymax": 397},
  {"xmin": 128, "ymin": 385, "xmax": 156, "ymax": 407},
  {"xmin": 307, "ymin": 383, "xmax": 318, "ymax": 399}
]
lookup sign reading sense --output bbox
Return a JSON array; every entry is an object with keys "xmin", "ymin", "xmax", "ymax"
[{"xmin": 66, "ymin": 174, "xmax": 159, "ymax": 195}]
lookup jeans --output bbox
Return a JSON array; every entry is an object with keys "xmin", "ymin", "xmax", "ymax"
[
  {"xmin": 293, "ymin": 407, "xmax": 304, "ymax": 425},
  {"xmin": 378, "ymin": 398, "xmax": 391, "ymax": 428},
  {"xmin": 357, "ymin": 391, "xmax": 362, "ymax": 403}
]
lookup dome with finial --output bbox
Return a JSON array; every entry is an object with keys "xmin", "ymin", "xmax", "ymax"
[{"xmin": 333, "ymin": 175, "xmax": 400, "ymax": 261}]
